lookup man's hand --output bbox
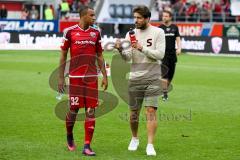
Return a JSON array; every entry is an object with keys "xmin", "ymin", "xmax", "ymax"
[
  {"xmin": 131, "ymin": 42, "xmax": 143, "ymax": 51},
  {"xmin": 114, "ymin": 39, "xmax": 123, "ymax": 52},
  {"xmin": 58, "ymin": 77, "xmax": 65, "ymax": 93},
  {"xmin": 101, "ymin": 76, "xmax": 108, "ymax": 91},
  {"xmin": 176, "ymin": 48, "xmax": 181, "ymax": 56}
]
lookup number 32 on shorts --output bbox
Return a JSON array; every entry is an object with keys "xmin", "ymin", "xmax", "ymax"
[{"xmin": 70, "ymin": 96, "xmax": 79, "ymax": 105}]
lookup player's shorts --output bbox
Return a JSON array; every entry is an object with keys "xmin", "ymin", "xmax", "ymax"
[
  {"xmin": 128, "ymin": 79, "xmax": 161, "ymax": 110},
  {"xmin": 69, "ymin": 77, "xmax": 98, "ymax": 109},
  {"xmin": 161, "ymin": 55, "xmax": 177, "ymax": 81}
]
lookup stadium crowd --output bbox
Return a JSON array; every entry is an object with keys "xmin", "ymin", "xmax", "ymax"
[
  {"xmin": 155, "ymin": 0, "xmax": 239, "ymax": 22},
  {"xmin": 0, "ymin": 4, "xmax": 7, "ymax": 19},
  {"xmin": 0, "ymin": 0, "xmax": 95, "ymax": 20},
  {"xmin": 56, "ymin": 0, "xmax": 96, "ymax": 19},
  {"xmin": 0, "ymin": 0, "xmax": 239, "ymax": 22}
]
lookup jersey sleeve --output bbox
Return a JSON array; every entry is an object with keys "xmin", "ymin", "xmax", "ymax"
[
  {"xmin": 175, "ymin": 25, "xmax": 180, "ymax": 37},
  {"xmin": 120, "ymin": 32, "xmax": 132, "ymax": 61},
  {"xmin": 96, "ymin": 32, "xmax": 103, "ymax": 55},
  {"xmin": 60, "ymin": 29, "xmax": 71, "ymax": 51}
]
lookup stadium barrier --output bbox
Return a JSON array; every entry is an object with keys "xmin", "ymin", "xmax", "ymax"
[
  {"xmin": 0, "ymin": 19, "xmax": 59, "ymax": 32},
  {"xmin": 60, "ymin": 22, "xmax": 225, "ymax": 37},
  {"xmin": 0, "ymin": 32, "xmax": 239, "ymax": 54},
  {"xmin": 0, "ymin": 19, "xmax": 239, "ymax": 54},
  {"xmin": 0, "ymin": 32, "xmax": 62, "ymax": 50},
  {"xmin": 181, "ymin": 36, "xmax": 240, "ymax": 54},
  {"xmin": 1, "ymin": 19, "xmax": 238, "ymax": 38}
]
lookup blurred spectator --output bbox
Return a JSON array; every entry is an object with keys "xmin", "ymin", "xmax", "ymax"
[
  {"xmin": 213, "ymin": 2, "xmax": 222, "ymax": 22},
  {"xmin": 237, "ymin": 16, "xmax": 240, "ymax": 22},
  {"xmin": 221, "ymin": 0, "xmax": 228, "ymax": 5},
  {"xmin": 72, "ymin": 0, "xmax": 80, "ymax": 12},
  {"xmin": 186, "ymin": 1, "xmax": 198, "ymax": 21},
  {"xmin": 43, "ymin": 3, "xmax": 47, "ymax": 19},
  {"xmin": 0, "ymin": 4, "xmax": 7, "ymax": 19},
  {"xmin": 173, "ymin": 0, "xmax": 186, "ymax": 21},
  {"xmin": 60, "ymin": 0, "xmax": 70, "ymax": 19},
  {"xmin": 224, "ymin": 1, "xmax": 235, "ymax": 22},
  {"xmin": 203, "ymin": 1, "xmax": 211, "ymax": 12},
  {"xmin": 54, "ymin": 0, "xmax": 93, "ymax": 19},
  {"xmin": 29, "ymin": 5, "xmax": 39, "ymax": 20},
  {"xmin": 45, "ymin": 5, "xmax": 54, "ymax": 20},
  {"xmin": 200, "ymin": 1, "xmax": 211, "ymax": 22},
  {"xmin": 50, "ymin": 4, "xmax": 55, "ymax": 19},
  {"xmin": 154, "ymin": 0, "xmax": 237, "ymax": 22},
  {"xmin": 67, "ymin": 0, "xmax": 74, "ymax": 11},
  {"xmin": 80, "ymin": 0, "xmax": 89, "ymax": 6},
  {"xmin": 88, "ymin": 0, "xmax": 96, "ymax": 8},
  {"xmin": 21, "ymin": 5, "xmax": 29, "ymax": 20},
  {"xmin": 157, "ymin": 0, "xmax": 171, "ymax": 21},
  {"xmin": 57, "ymin": 4, "xmax": 61, "ymax": 19}
]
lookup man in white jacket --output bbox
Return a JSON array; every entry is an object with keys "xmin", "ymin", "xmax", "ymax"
[{"xmin": 115, "ymin": 5, "xmax": 165, "ymax": 156}]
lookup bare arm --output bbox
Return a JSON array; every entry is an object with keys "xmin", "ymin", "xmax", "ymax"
[
  {"xmin": 97, "ymin": 53, "xmax": 108, "ymax": 91},
  {"xmin": 97, "ymin": 53, "xmax": 107, "ymax": 78},
  {"xmin": 176, "ymin": 36, "xmax": 181, "ymax": 55},
  {"xmin": 58, "ymin": 50, "xmax": 68, "ymax": 93}
]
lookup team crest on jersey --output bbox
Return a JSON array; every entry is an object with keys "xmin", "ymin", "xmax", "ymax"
[
  {"xmin": 90, "ymin": 32, "xmax": 96, "ymax": 38},
  {"xmin": 166, "ymin": 28, "xmax": 170, "ymax": 31}
]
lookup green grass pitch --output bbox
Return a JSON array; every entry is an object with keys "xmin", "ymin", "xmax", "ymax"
[{"xmin": 0, "ymin": 50, "xmax": 240, "ymax": 160}]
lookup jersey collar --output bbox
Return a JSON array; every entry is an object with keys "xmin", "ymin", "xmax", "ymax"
[{"xmin": 77, "ymin": 25, "xmax": 90, "ymax": 32}]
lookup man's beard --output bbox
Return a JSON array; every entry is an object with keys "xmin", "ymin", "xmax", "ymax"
[
  {"xmin": 135, "ymin": 23, "xmax": 147, "ymax": 30},
  {"xmin": 163, "ymin": 19, "xmax": 170, "ymax": 24}
]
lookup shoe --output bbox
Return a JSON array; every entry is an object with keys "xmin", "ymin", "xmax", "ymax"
[
  {"xmin": 128, "ymin": 137, "xmax": 139, "ymax": 151},
  {"xmin": 67, "ymin": 135, "xmax": 76, "ymax": 151},
  {"xmin": 82, "ymin": 144, "xmax": 96, "ymax": 156},
  {"xmin": 162, "ymin": 93, "xmax": 168, "ymax": 101},
  {"xmin": 146, "ymin": 144, "xmax": 156, "ymax": 156}
]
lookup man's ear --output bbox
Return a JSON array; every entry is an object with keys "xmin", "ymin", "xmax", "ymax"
[{"xmin": 147, "ymin": 17, "xmax": 150, "ymax": 22}]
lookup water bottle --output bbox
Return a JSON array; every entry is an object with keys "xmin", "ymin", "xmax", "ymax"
[{"xmin": 129, "ymin": 28, "xmax": 137, "ymax": 44}]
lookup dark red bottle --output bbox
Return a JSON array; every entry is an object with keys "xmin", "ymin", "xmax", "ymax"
[{"xmin": 129, "ymin": 28, "xmax": 137, "ymax": 44}]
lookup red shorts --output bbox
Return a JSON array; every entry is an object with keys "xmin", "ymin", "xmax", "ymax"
[{"xmin": 69, "ymin": 77, "xmax": 98, "ymax": 109}]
